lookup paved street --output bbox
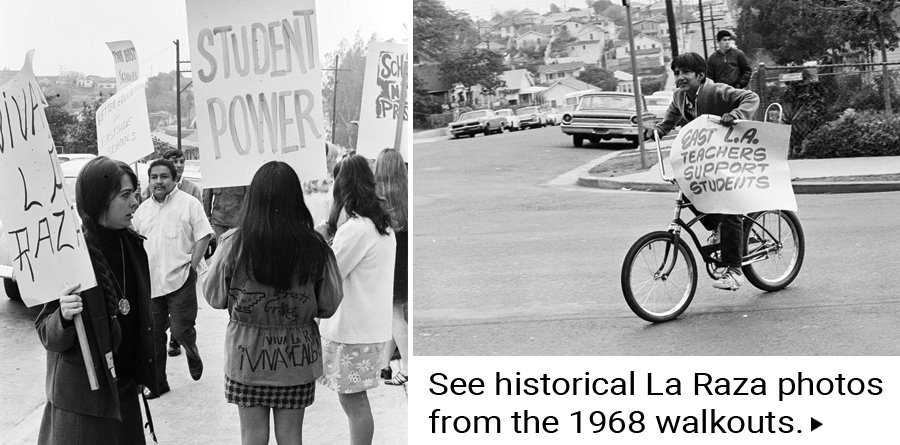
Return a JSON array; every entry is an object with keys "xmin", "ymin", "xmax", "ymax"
[{"xmin": 413, "ymin": 126, "xmax": 900, "ymax": 356}]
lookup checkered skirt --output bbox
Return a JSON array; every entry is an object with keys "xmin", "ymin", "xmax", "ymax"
[{"xmin": 225, "ymin": 376, "xmax": 316, "ymax": 409}]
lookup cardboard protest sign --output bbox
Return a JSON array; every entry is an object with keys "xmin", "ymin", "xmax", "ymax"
[
  {"xmin": 95, "ymin": 79, "xmax": 154, "ymax": 165},
  {"xmin": 669, "ymin": 115, "xmax": 797, "ymax": 215},
  {"xmin": 356, "ymin": 42, "xmax": 408, "ymax": 160},
  {"xmin": 0, "ymin": 51, "xmax": 97, "ymax": 307},
  {"xmin": 106, "ymin": 40, "xmax": 140, "ymax": 91},
  {"xmin": 185, "ymin": 0, "xmax": 327, "ymax": 187}
]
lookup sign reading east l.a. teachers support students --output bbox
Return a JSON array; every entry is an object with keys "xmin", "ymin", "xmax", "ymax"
[
  {"xmin": 669, "ymin": 115, "xmax": 797, "ymax": 215},
  {"xmin": 0, "ymin": 51, "xmax": 97, "ymax": 307},
  {"xmin": 356, "ymin": 41, "xmax": 408, "ymax": 160},
  {"xmin": 185, "ymin": 0, "xmax": 327, "ymax": 187}
]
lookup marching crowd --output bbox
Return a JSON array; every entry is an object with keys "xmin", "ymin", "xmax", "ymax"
[{"xmin": 35, "ymin": 146, "xmax": 408, "ymax": 445}]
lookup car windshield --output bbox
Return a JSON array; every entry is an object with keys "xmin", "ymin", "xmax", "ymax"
[
  {"xmin": 578, "ymin": 96, "xmax": 639, "ymax": 111},
  {"xmin": 459, "ymin": 111, "xmax": 488, "ymax": 120},
  {"xmin": 515, "ymin": 107, "xmax": 539, "ymax": 116},
  {"xmin": 645, "ymin": 97, "xmax": 672, "ymax": 106}
]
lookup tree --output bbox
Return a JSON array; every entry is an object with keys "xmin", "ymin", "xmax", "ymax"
[
  {"xmin": 577, "ymin": 67, "xmax": 618, "ymax": 90},
  {"xmin": 440, "ymin": 49, "xmax": 507, "ymax": 104},
  {"xmin": 69, "ymin": 96, "xmax": 104, "ymax": 154},
  {"xmin": 414, "ymin": 0, "xmax": 479, "ymax": 62},
  {"xmin": 322, "ymin": 33, "xmax": 370, "ymax": 149},
  {"xmin": 44, "ymin": 98, "xmax": 76, "ymax": 150},
  {"xmin": 145, "ymin": 70, "xmax": 195, "ymax": 123},
  {"xmin": 550, "ymin": 27, "xmax": 575, "ymax": 55},
  {"xmin": 549, "ymin": 3, "xmax": 562, "ymax": 13},
  {"xmin": 591, "ymin": 0, "xmax": 615, "ymax": 15}
]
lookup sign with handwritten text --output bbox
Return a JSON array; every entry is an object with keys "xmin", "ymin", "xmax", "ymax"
[
  {"xmin": 670, "ymin": 115, "xmax": 797, "ymax": 214},
  {"xmin": 356, "ymin": 42, "xmax": 408, "ymax": 160},
  {"xmin": 185, "ymin": 0, "xmax": 327, "ymax": 187},
  {"xmin": 95, "ymin": 78, "xmax": 153, "ymax": 165},
  {"xmin": 0, "ymin": 51, "xmax": 97, "ymax": 307},
  {"xmin": 106, "ymin": 40, "xmax": 139, "ymax": 91}
]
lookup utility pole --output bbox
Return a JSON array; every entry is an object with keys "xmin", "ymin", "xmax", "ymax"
[
  {"xmin": 326, "ymin": 56, "xmax": 351, "ymax": 144},
  {"xmin": 174, "ymin": 40, "xmax": 191, "ymax": 153},
  {"xmin": 665, "ymin": 0, "xmax": 679, "ymax": 57},
  {"xmin": 394, "ymin": 55, "xmax": 408, "ymax": 151},
  {"xmin": 623, "ymin": 0, "xmax": 648, "ymax": 169},
  {"xmin": 698, "ymin": 0, "xmax": 708, "ymax": 59}
]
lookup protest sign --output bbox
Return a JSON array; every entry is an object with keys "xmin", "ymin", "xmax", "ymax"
[
  {"xmin": 669, "ymin": 115, "xmax": 797, "ymax": 215},
  {"xmin": 0, "ymin": 51, "xmax": 97, "ymax": 307},
  {"xmin": 106, "ymin": 40, "xmax": 139, "ymax": 91},
  {"xmin": 356, "ymin": 41, "xmax": 408, "ymax": 160},
  {"xmin": 185, "ymin": 0, "xmax": 327, "ymax": 187},
  {"xmin": 95, "ymin": 79, "xmax": 154, "ymax": 165}
]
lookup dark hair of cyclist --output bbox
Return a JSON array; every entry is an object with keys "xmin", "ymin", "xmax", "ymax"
[{"xmin": 671, "ymin": 52, "xmax": 707, "ymax": 82}]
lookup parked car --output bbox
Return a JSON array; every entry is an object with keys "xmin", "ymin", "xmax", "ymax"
[
  {"xmin": 494, "ymin": 109, "xmax": 521, "ymax": 131},
  {"xmin": 644, "ymin": 94, "xmax": 674, "ymax": 121},
  {"xmin": 57, "ymin": 153, "xmax": 97, "ymax": 163},
  {"xmin": 560, "ymin": 92, "xmax": 656, "ymax": 147},
  {"xmin": 0, "ymin": 219, "xmax": 20, "ymax": 301},
  {"xmin": 448, "ymin": 109, "xmax": 507, "ymax": 138},
  {"xmin": 515, "ymin": 106, "xmax": 546, "ymax": 129},
  {"xmin": 545, "ymin": 108, "xmax": 567, "ymax": 125}
]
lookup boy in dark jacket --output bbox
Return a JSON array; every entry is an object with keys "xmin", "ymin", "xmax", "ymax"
[{"xmin": 706, "ymin": 30, "xmax": 752, "ymax": 89}]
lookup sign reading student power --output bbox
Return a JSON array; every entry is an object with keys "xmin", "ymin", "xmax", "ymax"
[
  {"xmin": 356, "ymin": 41, "xmax": 408, "ymax": 160},
  {"xmin": 185, "ymin": 0, "xmax": 327, "ymax": 187},
  {"xmin": 0, "ymin": 51, "xmax": 97, "ymax": 307},
  {"xmin": 669, "ymin": 115, "xmax": 797, "ymax": 215}
]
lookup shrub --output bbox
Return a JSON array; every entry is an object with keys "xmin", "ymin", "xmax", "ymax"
[{"xmin": 799, "ymin": 109, "xmax": 900, "ymax": 158}]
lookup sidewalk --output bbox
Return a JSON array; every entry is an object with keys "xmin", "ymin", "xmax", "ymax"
[
  {"xmin": 2, "ymin": 283, "xmax": 408, "ymax": 445},
  {"xmin": 577, "ymin": 150, "xmax": 900, "ymax": 194}
]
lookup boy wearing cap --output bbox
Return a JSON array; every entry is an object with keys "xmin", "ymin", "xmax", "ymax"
[{"xmin": 707, "ymin": 30, "xmax": 752, "ymax": 89}]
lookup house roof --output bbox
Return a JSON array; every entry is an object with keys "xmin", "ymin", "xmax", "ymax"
[
  {"xmin": 613, "ymin": 70, "xmax": 633, "ymax": 81},
  {"xmin": 515, "ymin": 30, "xmax": 551, "ymax": 40},
  {"xmin": 541, "ymin": 77, "xmax": 598, "ymax": 92},
  {"xmin": 612, "ymin": 34, "xmax": 664, "ymax": 48},
  {"xmin": 570, "ymin": 40, "xmax": 601, "ymax": 45},
  {"xmin": 500, "ymin": 69, "xmax": 533, "ymax": 92},
  {"xmin": 537, "ymin": 61, "xmax": 585, "ymax": 73}
]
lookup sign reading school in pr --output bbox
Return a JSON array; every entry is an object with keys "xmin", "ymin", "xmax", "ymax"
[
  {"xmin": 185, "ymin": 0, "xmax": 327, "ymax": 188},
  {"xmin": 0, "ymin": 51, "xmax": 97, "ymax": 307},
  {"xmin": 356, "ymin": 42, "xmax": 408, "ymax": 160},
  {"xmin": 669, "ymin": 115, "xmax": 798, "ymax": 215}
]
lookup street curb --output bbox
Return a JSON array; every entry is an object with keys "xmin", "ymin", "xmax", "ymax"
[
  {"xmin": 577, "ymin": 170, "xmax": 900, "ymax": 194},
  {"xmin": 413, "ymin": 128, "xmax": 448, "ymax": 139}
]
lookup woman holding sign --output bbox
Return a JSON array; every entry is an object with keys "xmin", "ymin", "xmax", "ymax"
[
  {"xmin": 203, "ymin": 161, "xmax": 343, "ymax": 445},
  {"xmin": 318, "ymin": 154, "xmax": 396, "ymax": 445},
  {"xmin": 653, "ymin": 52, "xmax": 760, "ymax": 291},
  {"xmin": 35, "ymin": 156, "xmax": 160, "ymax": 444}
]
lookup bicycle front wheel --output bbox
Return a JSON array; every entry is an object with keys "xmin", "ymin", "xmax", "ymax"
[
  {"xmin": 622, "ymin": 231, "xmax": 698, "ymax": 322},
  {"xmin": 742, "ymin": 210, "xmax": 805, "ymax": 291}
]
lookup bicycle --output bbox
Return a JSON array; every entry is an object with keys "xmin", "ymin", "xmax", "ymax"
[{"xmin": 620, "ymin": 105, "xmax": 805, "ymax": 322}]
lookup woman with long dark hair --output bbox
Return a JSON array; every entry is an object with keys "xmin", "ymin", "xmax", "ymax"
[
  {"xmin": 203, "ymin": 161, "xmax": 342, "ymax": 445},
  {"xmin": 317, "ymin": 154, "xmax": 396, "ymax": 445},
  {"xmin": 374, "ymin": 148, "xmax": 408, "ymax": 386},
  {"xmin": 36, "ymin": 156, "xmax": 159, "ymax": 444}
]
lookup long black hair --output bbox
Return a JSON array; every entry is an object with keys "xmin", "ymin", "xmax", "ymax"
[
  {"xmin": 336, "ymin": 154, "xmax": 392, "ymax": 236},
  {"xmin": 374, "ymin": 148, "xmax": 408, "ymax": 231},
  {"xmin": 233, "ymin": 161, "xmax": 328, "ymax": 289},
  {"xmin": 75, "ymin": 156, "xmax": 139, "ymax": 351}
]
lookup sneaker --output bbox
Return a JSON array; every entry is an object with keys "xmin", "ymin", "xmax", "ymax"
[
  {"xmin": 168, "ymin": 339, "xmax": 182, "ymax": 357},
  {"xmin": 712, "ymin": 268, "xmax": 744, "ymax": 291},
  {"xmin": 707, "ymin": 227, "xmax": 720, "ymax": 246}
]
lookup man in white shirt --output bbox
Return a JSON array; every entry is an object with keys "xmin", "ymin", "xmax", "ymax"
[{"xmin": 133, "ymin": 159, "xmax": 213, "ymax": 398}]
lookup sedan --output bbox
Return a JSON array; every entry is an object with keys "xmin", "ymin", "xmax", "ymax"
[{"xmin": 560, "ymin": 92, "xmax": 656, "ymax": 147}]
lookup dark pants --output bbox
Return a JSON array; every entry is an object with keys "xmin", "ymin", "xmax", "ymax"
[
  {"xmin": 38, "ymin": 377, "xmax": 144, "ymax": 444},
  {"xmin": 152, "ymin": 267, "xmax": 200, "ymax": 386},
  {"xmin": 686, "ymin": 201, "xmax": 744, "ymax": 269}
]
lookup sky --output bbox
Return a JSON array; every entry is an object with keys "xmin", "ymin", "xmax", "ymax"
[{"xmin": 0, "ymin": 0, "xmax": 410, "ymax": 77}]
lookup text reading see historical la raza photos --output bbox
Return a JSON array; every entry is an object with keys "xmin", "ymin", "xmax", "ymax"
[{"xmin": 427, "ymin": 372, "xmax": 883, "ymax": 435}]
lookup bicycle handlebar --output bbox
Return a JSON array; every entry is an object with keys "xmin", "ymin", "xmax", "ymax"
[{"xmin": 653, "ymin": 129, "xmax": 676, "ymax": 184}]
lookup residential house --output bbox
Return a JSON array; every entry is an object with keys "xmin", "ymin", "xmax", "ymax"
[
  {"xmin": 540, "ymin": 77, "xmax": 599, "ymax": 108},
  {"xmin": 478, "ymin": 68, "xmax": 543, "ymax": 107},
  {"xmin": 544, "ymin": 9, "xmax": 593, "ymax": 26},
  {"xmin": 553, "ymin": 17, "xmax": 588, "ymax": 36},
  {"xmin": 613, "ymin": 70, "xmax": 636, "ymax": 93},
  {"xmin": 606, "ymin": 34, "xmax": 666, "ymax": 75},
  {"xmin": 76, "ymin": 75, "xmax": 94, "ymax": 88},
  {"xmin": 536, "ymin": 61, "xmax": 587, "ymax": 84},
  {"xmin": 515, "ymin": 30, "xmax": 552, "ymax": 51},
  {"xmin": 575, "ymin": 23, "xmax": 609, "ymax": 44},
  {"xmin": 567, "ymin": 39, "xmax": 604, "ymax": 65},
  {"xmin": 415, "ymin": 61, "xmax": 451, "ymax": 103},
  {"xmin": 97, "ymin": 77, "xmax": 117, "ymax": 91},
  {"xmin": 497, "ymin": 9, "xmax": 542, "ymax": 38},
  {"xmin": 588, "ymin": 15, "xmax": 618, "ymax": 41}
]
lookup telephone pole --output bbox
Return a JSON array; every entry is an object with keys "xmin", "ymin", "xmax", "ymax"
[
  {"xmin": 326, "ymin": 56, "xmax": 351, "ymax": 144},
  {"xmin": 174, "ymin": 40, "xmax": 192, "ymax": 152}
]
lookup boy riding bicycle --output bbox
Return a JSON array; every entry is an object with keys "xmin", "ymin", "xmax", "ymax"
[{"xmin": 653, "ymin": 52, "xmax": 760, "ymax": 291}]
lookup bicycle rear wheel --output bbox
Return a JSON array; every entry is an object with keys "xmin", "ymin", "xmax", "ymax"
[
  {"xmin": 622, "ymin": 231, "xmax": 698, "ymax": 322},
  {"xmin": 742, "ymin": 210, "xmax": 804, "ymax": 291}
]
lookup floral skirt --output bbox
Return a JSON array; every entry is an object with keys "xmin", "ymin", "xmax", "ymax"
[
  {"xmin": 225, "ymin": 376, "xmax": 315, "ymax": 409},
  {"xmin": 318, "ymin": 338, "xmax": 388, "ymax": 394}
]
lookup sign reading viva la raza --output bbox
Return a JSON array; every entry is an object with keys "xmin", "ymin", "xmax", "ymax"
[
  {"xmin": 670, "ymin": 115, "xmax": 797, "ymax": 215},
  {"xmin": 356, "ymin": 42, "xmax": 408, "ymax": 160},
  {"xmin": 186, "ymin": 0, "xmax": 327, "ymax": 188},
  {"xmin": 95, "ymin": 79, "xmax": 153, "ymax": 165},
  {"xmin": 0, "ymin": 51, "xmax": 97, "ymax": 307}
]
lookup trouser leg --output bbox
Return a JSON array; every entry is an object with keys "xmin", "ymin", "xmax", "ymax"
[
  {"xmin": 168, "ymin": 268, "xmax": 200, "ymax": 361},
  {"xmin": 151, "ymin": 296, "xmax": 169, "ymax": 386},
  {"xmin": 719, "ymin": 214, "xmax": 744, "ymax": 268}
]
